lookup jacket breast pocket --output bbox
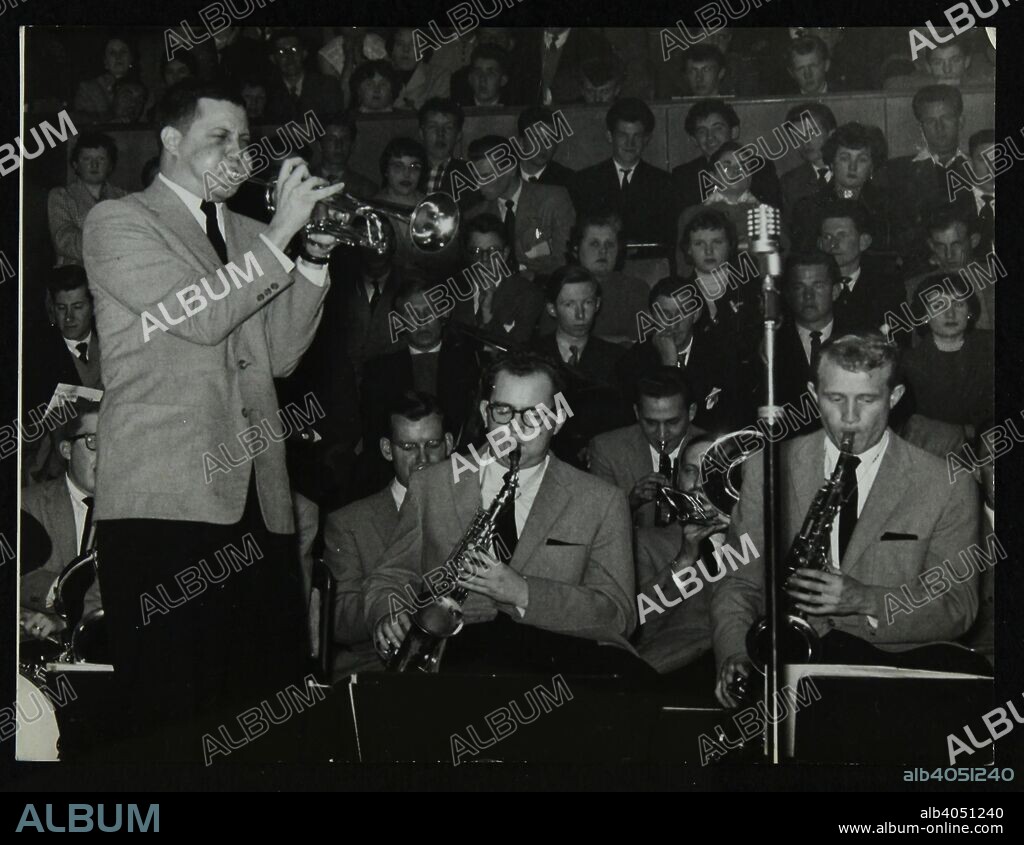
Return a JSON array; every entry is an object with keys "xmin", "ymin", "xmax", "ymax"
[{"xmin": 536, "ymin": 543, "xmax": 589, "ymax": 583}]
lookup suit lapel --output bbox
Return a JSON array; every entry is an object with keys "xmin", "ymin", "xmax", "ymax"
[
  {"xmin": 371, "ymin": 487, "xmax": 399, "ymax": 546},
  {"xmin": 629, "ymin": 425, "xmax": 651, "ymax": 482},
  {"xmin": 842, "ymin": 433, "xmax": 911, "ymax": 574},
  {"xmin": 512, "ymin": 457, "xmax": 571, "ymax": 573},
  {"xmin": 450, "ymin": 451, "xmax": 484, "ymax": 531},
  {"xmin": 145, "ymin": 177, "xmax": 223, "ymax": 270},
  {"xmin": 47, "ymin": 479, "xmax": 79, "ymax": 562},
  {"xmin": 787, "ymin": 431, "xmax": 826, "ymax": 539}
]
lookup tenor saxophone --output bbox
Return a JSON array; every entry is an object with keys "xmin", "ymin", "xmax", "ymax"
[{"xmin": 386, "ymin": 445, "xmax": 521, "ymax": 673}]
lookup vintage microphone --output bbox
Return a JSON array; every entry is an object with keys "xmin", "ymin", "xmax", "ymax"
[{"xmin": 746, "ymin": 204, "xmax": 783, "ymax": 765}]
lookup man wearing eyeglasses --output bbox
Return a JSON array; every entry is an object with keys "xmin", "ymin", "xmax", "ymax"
[
  {"xmin": 265, "ymin": 30, "xmax": 343, "ymax": 125},
  {"xmin": 366, "ymin": 351, "xmax": 644, "ymax": 675},
  {"xmin": 323, "ymin": 391, "xmax": 453, "ymax": 680},
  {"xmin": 21, "ymin": 399, "xmax": 102, "ymax": 642}
]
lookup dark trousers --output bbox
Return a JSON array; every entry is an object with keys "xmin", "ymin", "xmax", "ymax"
[{"xmin": 95, "ymin": 474, "xmax": 306, "ymax": 762}]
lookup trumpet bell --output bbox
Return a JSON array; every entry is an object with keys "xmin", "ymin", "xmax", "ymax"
[{"xmin": 699, "ymin": 429, "xmax": 767, "ymax": 516}]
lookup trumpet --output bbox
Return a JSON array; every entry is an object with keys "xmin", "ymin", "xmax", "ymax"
[{"xmin": 251, "ymin": 177, "xmax": 460, "ymax": 256}]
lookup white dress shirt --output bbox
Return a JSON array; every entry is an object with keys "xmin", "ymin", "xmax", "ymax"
[
  {"xmin": 824, "ymin": 430, "xmax": 890, "ymax": 568},
  {"xmin": 520, "ymin": 163, "xmax": 547, "ymax": 182},
  {"xmin": 648, "ymin": 440, "xmax": 683, "ymax": 474},
  {"xmin": 616, "ymin": 163, "xmax": 635, "ymax": 188},
  {"xmin": 840, "ymin": 265, "xmax": 861, "ymax": 294},
  {"xmin": 544, "ymin": 29, "xmax": 571, "ymax": 50},
  {"xmin": 555, "ymin": 333, "xmax": 587, "ymax": 363},
  {"xmin": 64, "ymin": 330, "xmax": 94, "ymax": 359},
  {"xmin": 409, "ymin": 341, "xmax": 442, "ymax": 355},
  {"xmin": 796, "ymin": 319, "xmax": 833, "ymax": 365},
  {"xmin": 157, "ymin": 172, "xmax": 327, "ymax": 286},
  {"xmin": 972, "ymin": 186, "xmax": 995, "ymax": 215},
  {"xmin": 674, "ymin": 336, "xmax": 694, "ymax": 368},
  {"xmin": 912, "ymin": 147, "xmax": 968, "ymax": 167},
  {"xmin": 390, "ymin": 477, "xmax": 407, "ymax": 511},
  {"xmin": 498, "ymin": 180, "xmax": 523, "ymax": 220}
]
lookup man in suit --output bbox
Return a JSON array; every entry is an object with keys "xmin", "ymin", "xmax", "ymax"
[
  {"xmin": 681, "ymin": 45, "xmax": 727, "ymax": 97},
  {"xmin": 368, "ymin": 351, "xmax": 643, "ymax": 675},
  {"xmin": 264, "ymin": 30, "xmax": 343, "ymax": 124},
  {"xmin": 617, "ymin": 273, "xmax": 758, "ymax": 434},
  {"xmin": 590, "ymin": 366, "xmax": 698, "ymax": 527},
  {"xmin": 466, "ymin": 135, "xmax": 575, "ymax": 276},
  {"xmin": 817, "ymin": 200, "xmax": 906, "ymax": 340},
  {"xmin": 323, "ymin": 391, "xmax": 453, "ymax": 680},
  {"xmin": 962, "ymin": 129, "xmax": 995, "ymax": 257},
  {"xmin": 570, "ymin": 98, "xmax": 675, "ymax": 248},
  {"xmin": 313, "ymin": 111, "xmax": 378, "ymax": 200},
  {"xmin": 82, "ymin": 80, "xmax": 347, "ymax": 759},
  {"xmin": 519, "ymin": 27, "xmax": 617, "ymax": 105},
  {"xmin": 671, "ymin": 100, "xmax": 782, "ymax": 220},
  {"xmin": 780, "ymin": 102, "xmax": 836, "ymax": 217},
  {"xmin": 361, "ymin": 269, "xmax": 482, "ymax": 452},
  {"xmin": 774, "ymin": 251, "xmax": 844, "ymax": 436},
  {"xmin": 20, "ymin": 398, "xmax": 101, "ymax": 641},
  {"xmin": 886, "ymin": 85, "xmax": 975, "ymax": 266},
  {"xmin": 713, "ymin": 334, "xmax": 981, "ymax": 706},
  {"xmin": 784, "ymin": 35, "xmax": 835, "ymax": 96},
  {"xmin": 451, "ymin": 213, "xmax": 545, "ymax": 347},
  {"xmin": 532, "ymin": 266, "xmax": 632, "ymax": 466},
  {"xmin": 516, "ymin": 106, "xmax": 575, "ymax": 189},
  {"xmin": 417, "ymin": 98, "xmax": 481, "ymax": 211}
]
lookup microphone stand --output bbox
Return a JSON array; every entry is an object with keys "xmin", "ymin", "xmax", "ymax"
[{"xmin": 748, "ymin": 206, "xmax": 783, "ymax": 765}]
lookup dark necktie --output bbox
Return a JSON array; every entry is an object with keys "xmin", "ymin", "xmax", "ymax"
[
  {"xmin": 200, "ymin": 200, "xmax": 229, "ymax": 264},
  {"xmin": 80, "ymin": 496, "xmax": 95, "ymax": 556},
  {"xmin": 809, "ymin": 330, "xmax": 822, "ymax": 365},
  {"xmin": 567, "ymin": 344, "xmax": 580, "ymax": 367},
  {"xmin": 75, "ymin": 341, "xmax": 89, "ymax": 364},
  {"xmin": 620, "ymin": 169, "xmax": 632, "ymax": 192},
  {"xmin": 503, "ymin": 199, "xmax": 517, "ymax": 260},
  {"xmin": 658, "ymin": 449, "xmax": 673, "ymax": 484},
  {"xmin": 494, "ymin": 494, "xmax": 518, "ymax": 563},
  {"xmin": 838, "ymin": 277, "xmax": 853, "ymax": 305},
  {"xmin": 816, "ymin": 167, "xmax": 830, "ymax": 190},
  {"xmin": 979, "ymin": 194, "xmax": 994, "ymax": 228},
  {"xmin": 836, "ymin": 455, "xmax": 861, "ymax": 564}
]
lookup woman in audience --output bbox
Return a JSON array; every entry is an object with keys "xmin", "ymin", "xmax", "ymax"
[
  {"xmin": 900, "ymin": 273, "xmax": 993, "ymax": 457},
  {"xmin": 374, "ymin": 137, "xmax": 427, "ymax": 267},
  {"xmin": 73, "ymin": 35, "xmax": 137, "ymax": 124},
  {"xmin": 388, "ymin": 27, "xmax": 452, "ymax": 110},
  {"xmin": 349, "ymin": 59, "xmax": 401, "ymax": 113},
  {"xmin": 48, "ymin": 132, "xmax": 126, "ymax": 266}
]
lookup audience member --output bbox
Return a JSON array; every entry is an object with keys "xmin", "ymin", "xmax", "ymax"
[
  {"xmin": 265, "ymin": 29, "xmax": 343, "ymax": 123},
  {"xmin": 785, "ymin": 35, "xmax": 834, "ymax": 95},
  {"xmin": 417, "ymin": 98, "xmax": 481, "ymax": 210},
  {"xmin": 516, "ymin": 106, "xmax": 575, "ymax": 189},
  {"xmin": 349, "ymin": 59, "xmax": 400, "ymax": 113},
  {"xmin": 780, "ymin": 102, "xmax": 838, "ymax": 215},
  {"xmin": 313, "ymin": 111, "xmax": 378, "ymax": 198},
  {"xmin": 965, "ymin": 129, "xmax": 995, "ymax": 256},
  {"xmin": 73, "ymin": 35, "xmax": 136, "ymax": 124},
  {"xmin": 580, "ymin": 55, "xmax": 624, "ymax": 104},
  {"xmin": 459, "ymin": 44, "xmax": 510, "ymax": 108},
  {"xmin": 521, "ymin": 27, "xmax": 617, "ymax": 105},
  {"xmin": 389, "ymin": 27, "xmax": 453, "ymax": 110}
]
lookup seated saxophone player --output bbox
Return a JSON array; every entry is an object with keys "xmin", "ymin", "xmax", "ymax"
[
  {"xmin": 364, "ymin": 350, "xmax": 645, "ymax": 675},
  {"xmin": 712, "ymin": 333, "xmax": 982, "ymax": 708}
]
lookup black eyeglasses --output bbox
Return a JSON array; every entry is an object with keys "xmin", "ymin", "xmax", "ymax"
[
  {"xmin": 69, "ymin": 433, "xmax": 97, "ymax": 451},
  {"xmin": 487, "ymin": 402, "xmax": 545, "ymax": 428}
]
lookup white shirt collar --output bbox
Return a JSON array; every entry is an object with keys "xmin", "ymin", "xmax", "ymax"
[
  {"xmin": 555, "ymin": 333, "xmax": 587, "ymax": 362},
  {"xmin": 479, "ymin": 452, "xmax": 551, "ymax": 543},
  {"xmin": 65, "ymin": 473, "xmax": 92, "ymax": 553},
  {"xmin": 648, "ymin": 439, "xmax": 684, "ymax": 473},
  {"xmin": 796, "ymin": 320, "xmax": 833, "ymax": 362},
  {"xmin": 389, "ymin": 477, "xmax": 407, "ymax": 511},
  {"xmin": 521, "ymin": 163, "xmax": 547, "ymax": 181},
  {"xmin": 158, "ymin": 171, "xmax": 223, "ymax": 233},
  {"xmin": 707, "ymin": 189, "xmax": 756, "ymax": 205},
  {"xmin": 912, "ymin": 147, "xmax": 968, "ymax": 167},
  {"xmin": 676, "ymin": 336, "xmax": 694, "ymax": 366},
  {"xmin": 545, "ymin": 29, "xmax": 570, "ymax": 50},
  {"xmin": 824, "ymin": 429, "xmax": 889, "ymax": 477},
  {"xmin": 616, "ymin": 162, "xmax": 636, "ymax": 186},
  {"xmin": 64, "ymin": 330, "xmax": 93, "ymax": 357},
  {"xmin": 501, "ymin": 179, "xmax": 523, "ymax": 212},
  {"xmin": 409, "ymin": 341, "xmax": 442, "ymax": 355}
]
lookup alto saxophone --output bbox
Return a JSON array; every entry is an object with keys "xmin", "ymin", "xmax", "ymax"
[
  {"xmin": 386, "ymin": 445, "xmax": 521, "ymax": 673},
  {"xmin": 745, "ymin": 430, "xmax": 858, "ymax": 668}
]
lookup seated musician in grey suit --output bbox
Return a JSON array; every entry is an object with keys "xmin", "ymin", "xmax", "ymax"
[
  {"xmin": 366, "ymin": 351, "xmax": 640, "ymax": 672},
  {"xmin": 589, "ymin": 367, "xmax": 699, "ymax": 527},
  {"xmin": 322, "ymin": 391, "xmax": 453, "ymax": 679},
  {"xmin": 713, "ymin": 334, "xmax": 982, "ymax": 707},
  {"xmin": 634, "ymin": 435, "xmax": 727, "ymax": 677}
]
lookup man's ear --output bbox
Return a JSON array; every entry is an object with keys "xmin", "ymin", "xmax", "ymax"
[
  {"xmin": 831, "ymin": 283, "xmax": 842, "ymax": 302},
  {"xmin": 545, "ymin": 302, "xmax": 556, "ymax": 319},
  {"xmin": 444, "ymin": 432, "xmax": 454, "ymax": 456},
  {"xmin": 500, "ymin": 73, "xmax": 509, "ymax": 88},
  {"xmin": 729, "ymin": 126, "xmax": 739, "ymax": 141},
  {"xmin": 963, "ymin": 55, "xmax": 972, "ymax": 71},
  {"xmin": 380, "ymin": 437, "xmax": 393, "ymax": 463},
  {"xmin": 479, "ymin": 399, "xmax": 489, "ymax": 428},
  {"xmin": 605, "ymin": 130, "xmax": 613, "ymax": 147},
  {"xmin": 688, "ymin": 402, "xmax": 697, "ymax": 422},
  {"xmin": 970, "ymin": 231, "xmax": 981, "ymax": 250},
  {"xmin": 889, "ymin": 383, "xmax": 906, "ymax": 408},
  {"xmin": 58, "ymin": 439, "xmax": 72, "ymax": 463},
  {"xmin": 160, "ymin": 126, "xmax": 182, "ymax": 157},
  {"xmin": 632, "ymin": 403, "xmax": 640, "ymax": 423},
  {"xmin": 858, "ymin": 232, "xmax": 873, "ymax": 253},
  {"xmin": 807, "ymin": 381, "xmax": 818, "ymax": 405},
  {"xmin": 594, "ymin": 295, "xmax": 603, "ymax": 314}
]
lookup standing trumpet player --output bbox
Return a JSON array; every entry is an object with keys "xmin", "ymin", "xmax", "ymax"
[
  {"xmin": 82, "ymin": 80, "xmax": 347, "ymax": 760},
  {"xmin": 712, "ymin": 334, "xmax": 981, "ymax": 708}
]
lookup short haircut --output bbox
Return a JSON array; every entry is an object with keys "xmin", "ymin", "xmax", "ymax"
[
  {"xmin": 385, "ymin": 26, "xmax": 415, "ymax": 56},
  {"xmin": 59, "ymin": 398, "xmax": 101, "ymax": 443},
  {"xmin": 269, "ymin": 28, "xmax": 304, "ymax": 50},
  {"xmin": 814, "ymin": 332, "xmax": 902, "ymax": 390},
  {"xmin": 681, "ymin": 207, "xmax": 738, "ymax": 254},
  {"xmin": 466, "ymin": 134, "xmax": 507, "ymax": 162},
  {"xmin": 379, "ymin": 136, "xmax": 426, "ymax": 179},
  {"xmin": 909, "ymin": 271, "xmax": 981, "ymax": 334},
  {"xmin": 786, "ymin": 101, "xmax": 836, "ymax": 134},
  {"xmin": 605, "ymin": 97, "xmax": 655, "ymax": 134},
  {"xmin": 162, "ymin": 51, "xmax": 197, "ymax": 77},
  {"xmin": 912, "ymin": 84, "xmax": 964, "ymax": 121},
  {"xmin": 470, "ymin": 43, "xmax": 509, "ymax": 75},
  {"xmin": 349, "ymin": 60, "xmax": 400, "ymax": 104},
  {"xmin": 925, "ymin": 203, "xmax": 972, "ymax": 237},
  {"xmin": 484, "ymin": 350, "xmax": 565, "ymax": 400},
  {"xmin": 156, "ymin": 79, "xmax": 246, "ymax": 134},
  {"xmin": 544, "ymin": 265, "xmax": 601, "ymax": 304},
  {"xmin": 517, "ymin": 105, "xmax": 557, "ymax": 138},
  {"xmin": 684, "ymin": 99, "xmax": 740, "ymax": 137},
  {"xmin": 570, "ymin": 209, "xmax": 624, "ymax": 253},
  {"xmin": 968, "ymin": 128, "xmax": 995, "ymax": 157},
  {"xmin": 71, "ymin": 132, "xmax": 118, "ymax": 169},
  {"xmin": 581, "ymin": 55, "xmax": 622, "ymax": 88},
  {"xmin": 324, "ymin": 110, "xmax": 358, "ymax": 139},
  {"xmin": 822, "ymin": 122, "xmax": 887, "ymax": 169},
  {"xmin": 819, "ymin": 198, "xmax": 874, "ymax": 238},
  {"xmin": 387, "ymin": 390, "xmax": 443, "ymax": 436},
  {"xmin": 417, "ymin": 97, "xmax": 465, "ymax": 131},
  {"xmin": 394, "ymin": 265, "xmax": 440, "ymax": 306},
  {"xmin": 783, "ymin": 249, "xmax": 842, "ymax": 289},
  {"xmin": 787, "ymin": 34, "xmax": 829, "ymax": 65},
  {"xmin": 684, "ymin": 44, "xmax": 726, "ymax": 70},
  {"xmin": 462, "ymin": 212, "xmax": 507, "ymax": 247},
  {"xmin": 636, "ymin": 366, "xmax": 691, "ymax": 408},
  {"xmin": 925, "ymin": 34, "xmax": 969, "ymax": 58},
  {"xmin": 648, "ymin": 275, "xmax": 692, "ymax": 310},
  {"xmin": 48, "ymin": 265, "xmax": 91, "ymax": 298}
]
